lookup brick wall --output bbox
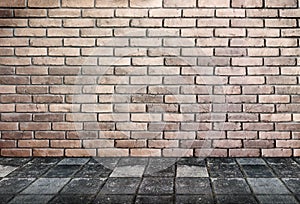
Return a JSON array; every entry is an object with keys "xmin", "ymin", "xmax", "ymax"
[{"xmin": 0, "ymin": 0, "xmax": 299, "ymax": 157}]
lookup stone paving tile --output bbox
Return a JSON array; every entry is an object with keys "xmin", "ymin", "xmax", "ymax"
[
  {"xmin": 237, "ymin": 158, "xmax": 266, "ymax": 165},
  {"xmin": 138, "ymin": 177, "xmax": 174, "ymax": 194},
  {"xmin": 212, "ymin": 178, "xmax": 252, "ymax": 194},
  {"xmin": 208, "ymin": 163, "xmax": 244, "ymax": 178},
  {"xmin": 176, "ymin": 178, "xmax": 212, "ymax": 195},
  {"xmin": 42, "ymin": 165, "xmax": 82, "ymax": 178},
  {"xmin": 241, "ymin": 165, "xmax": 275, "ymax": 178},
  {"xmin": 89, "ymin": 158, "xmax": 120, "ymax": 169},
  {"xmin": 207, "ymin": 158, "xmax": 236, "ymax": 165},
  {"xmin": 21, "ymin": 178, "xmax": 70, "ymax": 194},
  {"xmin": 269, "ymin": 163, "xmax": 300, "ymax": 178},
  {"xmin": 215, "ymin": 195, "xmax": 258, "ymax": 204},
  {"xmin": 58, "ymin": 158, "xmax": 89, "ymax": 165},
  {"xmin": 177, "ymin": 165, "xmax": 209, "ymax": 177},
  {"xmin": 177, "ymin": 158, "xmax": 206, "ymax": 166},
  {"xmin": 256, "ymin": 195, "xmax": 299, "ymax": 204},
  {"xmin": 100, "ymin": 178, "xmax": 141, "ymax": 194},
  {"xmin": 0, "ymin": 158, "xmax": 31, "ymax": 166},
  {"xmin": 7, "ymin": 164, "xmax": 51, "ymax": 178},
  {"xmin": 110, "ymin": 165, "xmax": 146, "ymax": 177},
  {"xmin": 0, "ymin": 165, "xmax": 17, "ymax": 177},
  {"xmin": 74, "ymin": 164, "xmax": 112, "ymax": 178},
  {"xmin": 8, "ymin": 195, "xmax": 54, "ymax": 204},
  {"xmin": 135, "ymin": 195, "xmax": 174, "ymax": 203},
  {"xmin": 94, "ymin": 194, "xmax": 135, "ymax": 204},
  {"xmin": 0, "ymin": 195, "xmax": 14, "ymax": 204},
  {"xmin": 265, "ymin": 158, "xmax": 297, "ymax": 165},
  {"xmin": 247, "ymin": 178, "xmax": 290, "ymax": 194},
  {"xmin": 117, "ymin": 158, "xmax": 148, "ymax": 166},
  {"xmin": 49, "ymin": 195, "xmax": 95, "ymax": 204},
  {"xmin": 60, "ymin": 178, "xmax": 106, "ymax": 195},
  {"xmin": 30, "ymin": 158, "xmax": 61, "ymax": 166},
  {"xmin": 175, "ymin": 195, "xmax": 214, "ymax": 204},
  {"xmin": 0, "ymin": 178, "xmax": 35, "ymax": 194},
  {"xmin": 282, "ymin": 178, "xmax": 300, "ymax": 194},
  {"xmin": 144, "ymin": 164, "xmax": 175, "ymax": 177}
]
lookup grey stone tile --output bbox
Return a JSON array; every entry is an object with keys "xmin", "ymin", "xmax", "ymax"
[
  {"xmin": 138, "ymin": 178, "xmax": 174, "ymax": 194},
  {"xmin": 177, "ymin": 165, "xmax": 208, "ymax": 177},
  {"xmin": 212, "ymin": 178, "xmax": 251, "ymax": 194},
  {"xmin": 237, "ymin": 158, "xmax": 266, "ymax": 165},
  {"xmin": 110, "ymin": 165, "xmax": 145, "ymax": 177},
  {"xmin": 60, "ymin": 178, "xmax": 106, "ymax": 195},
  {"xmin": 256, "ymin": 195, "xmax": 298, "ymax": 204},
  {"xmin": 0, "ymin": 165, "xmax": 17, "ymax": 177},
  {"xmin": 176, "ymin": 195, "xmax": 214, "ymax": 204},
  {"xmin": 74, "ymin": 164, "xmax": 112, "ymax": 178},
  {"xmin": 7, "ymin": 164, "xmax": 51, "ymax": 178},
  {"xmin": 94, "ymin": 195, "xmax": 134, "ymax": 204},
  {"xmin": 144, "ymin": 164, "xmax": 175, "ymax": 177},
  {"xmin": 49, "ymin": 195, "xmax": 95, "ymax": 204},
  {"xmin": 117, "ymin": 158, "xmax": 148, "ymax": 166},
  {"xmin": 216, "ymin": 195, "xmax": 258, "ymax": 204},
  {"xmin": 58, "ymin": 158, "xmax": 89, "ymax": 165},
  {"xmin": 0, "ymin": 195, "xmax": 14, "ymax": 204},
  {"xmin": 0, "ymin": 158, "xmax": 31, "ymax": 167},
  {"xmin": 100, "ymin": 178, "xmax": 141, "ymax": 194},
  {"xmin": 265, "ymin": 158, "xmax": 297, "ymax": 165},
  {"xmin": 30, "ymin": 158, "xmax": 61, "ymax": 165},
  {"xmin": 135, "ymin": 195, "xmax": 174, "ymax": 204},
  {"xmin": 241, "ymin": 165, "xmax": 275, "ymax": 178},
  {"xmin": 208, "ymin": 164, "xmax": 243, "ymax": 178},
  {"xmin": 282, "ymin": 178, "xmax": 300, "ymax": 194},
  {"xmin": 269, "ymin": 164, "xmax": 300, "ymax": 178},
  {"xmin": 149, "ymin": 158, "xmax": 177, "ymax": 165},
  {"xmin": 21, "ymin": 178, "xmax": 70, "ymax": 194},
  {"xmin": 0, "ymin": 178, "xmax": 35, "ymax": 194},
  {"xmin": 247, "ymin": 178, "xmax": 290, "ymax": 194},
  {"xmin": 8, "ymin": 195, "xmax": 54, "ymax": 204},
  {"xmin": 42, "ymin": 165, "xmax": 82, "ymax": 178},
  {"xmin": 176, "ymin": 158, "xmax": 206, "ymax": 166},
  {"xmin": 89, "ymin": 158, "xmax": 120, "ymax": 169},
  {"xmin": 176, "ymin": 178, "xmax": 212, "ymax": 195},
  {"xmin": 207, "ymin": 158, "xmax": 236, "ymax": 165}
]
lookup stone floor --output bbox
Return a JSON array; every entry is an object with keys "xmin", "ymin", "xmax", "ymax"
[{"xmin": 0, "ymin": 157, "xmax": 299, "ymax": 204}]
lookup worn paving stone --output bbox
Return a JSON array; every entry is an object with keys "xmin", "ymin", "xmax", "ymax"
[
  {"xmin": 30, "ymin": 158, "xmax": 61, "ymax": 166},
  {"xmin": 212, "ymin": 178, "xmax": 251, "ymax": 194},
  {"xmin": 177, "ymin": 165, "xmax": 208, "ymax": 177},
  {"xmin": 269, "ymin": 164, "xmax": 300, "ymax": 178},
  {"xmin": 144, "ymin": 165, "xmax": 175, "ymax": 177},
  {"xmin": 49, "ymin": 195, "xmax": 95, "ymax": 204},
  {"xmin": 60, "ymin": 178, "xmax": 106, "ymax": 195},
  {"xmin": 175, "ymin": 195, "xmax": 214, "ymax": 204},
  {"xmin": 89, "ymin": 158, "xmax": 120, "ymax": 169},
  {"xmin": 208, "ymin": 164, "xmax": 243, "ymax": 178},
  {"xmin": 42, "ymin": 165, "xmax": 82, "ymax": 178},
  {"xmin": 0, "ymin": 195, "xmax": 14, "ymax": 204},
  {"xmin": 0, "ymin": 165, "xmax": 17, "ymax": 177},
  {"xmin": 265, "ymin": 158, "xmax": 297, "ymax": 165},
  {"xmin": 58, "ymin": 158, "xmax": 89, "ymax": 166},
  {"xmin": 207, "ymin": 158, "xmax": 236, "ymax": 165},
  {"xmin": 176, "ymin": 178, "xmax": 212, "ymax": 195},
  {"xmin": 256, "ymin": 195, "xmax": 299, "ymax": 204},
  {"xmin": 0, "ymin": 178, "xmax": 35, "ymax": 194},
  {"xmin": 7, "ymin": 164, "xmax": 51, "ymax": 178},
  {"xmin": 215, "ymin": 195, "xmax": 258, "ymax": 204},
  {"xmin": 247, "ymin": 178, "xmax": 290, "ymax": 195},
  {"xmin": 117, "ymin": 158, "xmax": 148, "ymax": 166},
  {"xmin": 282, "ymin": 178, "xmax": 300, "ymax": 194},
  {"xmin": 135, "ymin": 195, "xmax": 174, "ymax": 204},
  {"xmin": 176, "ymin": 158, "xmax": 206, "ymax": 166},
  {"xmin": 0, "ymin": 158, "xmax": 31, "ymax": 166},
  {"xmin": 21, "ymin": 178, "xmax": 70, "ymax": 194},
  {"xmin": 241, "ymin": 165, "xmax": 275, "ymax": 178},
  {"xmin": 94, "ymin": 194, "xmax": 134, "ymax": 204},
  {"xmin": 138, "ymin": 178, "xmax": 174, "ymax": 194},
  {"xmin": 237, "ymin": 158, "xmax": 266, "ymax": 165},
  {"xmin": 110, "ymin": 165, "xmax": 146, "ymax": 177},
  {"xmin": 8, "ymin": 195, "xmax": 54, "ymax": 204},
  {"xmin": 74, "ymin": 164, "xmax": 112, "ymax": 178},
  {"xmin": 100, "ymin": 178, "xmax": 141, "ymax": 194}
]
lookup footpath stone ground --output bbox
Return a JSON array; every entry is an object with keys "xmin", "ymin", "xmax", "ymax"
[{"xmin": 0, "ymin": 157, "xmax": 299, "ymax": 204}]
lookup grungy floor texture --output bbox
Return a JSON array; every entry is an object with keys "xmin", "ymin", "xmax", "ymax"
[{"xmin": 0, "ymin": 157, "xmax": 299, "ymax": 204}]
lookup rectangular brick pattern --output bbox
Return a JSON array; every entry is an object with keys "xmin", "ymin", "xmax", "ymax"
[{"xmin": 0, "ymin": 0, "xmax": 299, "ymax": 157}]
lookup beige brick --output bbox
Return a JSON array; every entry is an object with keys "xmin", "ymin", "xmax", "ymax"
[
  {"xmin": 262, "ymin": 149, "xmax": 292, "ymax": 157},
  {"xmin": 28, "ymin": 0, "xmax": 59, "ymax": 7},
  {"xmin": 149, "ymin": 140, "xmax": 178, "ymax": 148},
  {"xmin": 115, "ymin": 140, "xmax": 146, "ymax": 148},
  {"xmin": 164, "ymin": 0, "xmax": 196, "ymax": 7},
  {"xmin": 163, "ymin": 149, "xmax": 193, "ymax": 157},
  {"xmin": 197, "ymin": 19, "xmax": 229, "ymax": 27},
  {"xmin": 183, "ymin": 9, "xmax": 214, "ymax": 17},
  {"xmin": 232, "ymin": 0, "xmax": 263, "ymax": 8},
  {"xmin": 82, "ymin": 9, "xmax": 114, "ymax": 17},
  {"xmin": 96, "ymin": 0, "xmax": 128, "ymax": 7},
  {"xmin": 14, "ymin": 9, "xmax": 47, "ymax": 17},
  {"xmin": 198, "ymin": 0, "xmax": 230, "ymax": 7},
  {"xmin": 15, "ymin": 48, "xmax": 47, "ymax": 56},
  {"xmin": 248, "ymin": 28, "xmax": 279, "ymax": 37},
  {"xmin": 66, "ymin": 149, "xmax": 96, "ymax": 157},
  {"xmin": 63, "ymin": 19, "xmax": 95, "ymax": 27},
  {"xmin": 116, "ymin": 9, "xmax": 147, "ymax": 17},
  {"xmin": 150, "ymin": 9, "xmax": 181, "ymax": 17},
  {"xmin": 48, "ymin": 9, "xmax": 81, "ymax": 17},
  {"xmin": 62, "ymin": 0, "xmax": 94, "ymax": 7},
  {"xmin": 15, "ymin": 28, "xmax": 46, "ymax": 37},
  {"xmin": 231, "ymin": 19, "xmax": 263, "ymax": 27},
  {"xmin": 265, "ymin": 0, "xmax": 297, "ymax": 8},
  {"xmin": 131, "ymin": 19, "xmax": 162, "ymax": 27},
  {"xmin": 131, "ymin": 149, "xmax": 161, "ymax": 157},
  {"xmin": 215, "ymin": 28, "xmax": 246, "ymax": 37},
  {"xmin": 229, "ymin": 149, "xmax": 260, "ymax": 157},
  {"xmin": 130, "ymin": 0, "xmax": 162, "ymax": 8},
  {"xmin": 265, "ymin": 19, "xmax": 297, "ymax": 28},
  {"xmin": 259, "ymin": 132, "xmax": 290, "ymax": 140},
  {"xmin": 247, "ymin": 9, "xmax": 278, "ymax": 17},
  {"xmin": 30, "ymin": 39, "xmax": 62, "ymax": 47},
  {"xmin": 164, "ymin": 19, "xmax": 196, "ymax": 28},
  {"xmin": 230, "ymin": 39, "xmax": 264, "ymax": 47},
  {"xmin": 216, "ymin": 9, "xmax": 245, "ymax": 17},
  {"xmin": 29, "ymin": 19, "xmax": 61, "ymax": 27}
]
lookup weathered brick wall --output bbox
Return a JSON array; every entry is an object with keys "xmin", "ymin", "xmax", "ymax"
[{"xmin": 0, "ymin": 0, "xmax": 299, "ymax": 157}]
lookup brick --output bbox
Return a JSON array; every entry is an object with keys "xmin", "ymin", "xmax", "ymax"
[
  {"xmin": 229, "ymin": 149, "xmax": 260, "ymax": 157},
  {"xmin": 29, "ymin": 19, "xmax": 61, "ymax": 27},
  {"xmin": 248, "ymin": 29, "xmax": 279, "ymax": 37},
  {"xmin": 0, "ymin": 0, "xmax": 26, "ymax": 7},
  {"xmin": 2, "ymin": 131, "xmax": 33, "ymax": 139},
  {"xmin": 230, "ymin": 76, "xmax": 264, "ymax": 84},
  {"xmin": 0, "ymin": 19, "xmax": 27, "ymax": 27},
  {"xmin": 131, "ymin": 19, "xmax": 162, "ymax": 27},
  {"xmin": 95, "ymin": 0, "xmax": 128, "ymax": 7},
  {"xmin": 1, "ymin": 149, "xmax": 31, "ymax": 157},
  {"xmin": 51, "ymin": 140, "xmax": 81, "ymax": 148},
  {"xmin": 231, "ymin": 19, "xmax": 263, "ymax": 27},
  {"xmin": 230, "ymin": 39, "xmax": 264, "ymax": 47},
  {"xmin": 265, "ymin": 19, "xmax": 297, "ymax": 28},
  {"xmin": 244, "ymin": 140, "xmax": 274, "ymax": 148},
  {"xmin": 33, "ymin": 149, "xmax": 64, "ymax": 157},
  {"xmin": 216, "ymin": 9, "xmax": 245, "ymax": 17},
  {"xmin": 98, "ymin": 149, "xmax": 129, "ymax": 157},
  {"xmin": 97, "ymin": 19, "xmax": 129, "ymax": 27},
  {"xmin": 20, "ymin": 122, "xmax": 51, "ymax": 131},
  {"xmin": 259, "ymin": 132, "xmax": 290, "ymax": 140},
  {"xmin": 180, "ymin": 140, "xmax": 210, "ymax": 148},
  {"xmin": 62, "ymin": 0, "xmax": 94, "ymax": 7},
  {"xmin": 213, "ymin": 140, "xmax": 242, "ymax": 148},
  {"xmin": 266, "ymin": 38, "xmax": 297, "ymax": 47},
  {"xmin": 150, "ymin": 9, "xmax": 181, "ymax": 17},
  {"xmin": 265, "ymin": 0, "xmax": 297, "ymax": 8},
  {"xmin": 116, "ymin": 9, "xmax": 147, "ymax": 17},
  {"xmin": 163, "ymin": 149, "xmax": 193, "ymax": 157},
  {"xmin": 0, "ymin": 86, "xmax": 15, "ymax": 93},
  {"xmin": 14, "ymin": 9, "xmax": 47, "ymax": 17},
  {"xmin": 164, "ymin": 132, "xmax": 195, "ymax": 139},
  {"xmin": 0, "ymin": 48, "xmax": 13, "ymax": 56},
  {"xmin": 35, "ymin": 131, "xmax": 65, "ymax": 139},
  {"xmin": 16, "ymin": 48, "xmax": 47, "ymax": 56},
  {"xmin": 131, "ymin": 114, "xmax": 161, "ymax": 122},
  {"xmin": 197, "ymin": 19, "xmax": 229, "ymax": 27},
  {"xmin": 130, "ymin": 0, "xmax": 162, "ymax": 7},
  {"xmin": 164, "ymin": 0, "xmax": 196, "ymax": 7},
  {"xmin": 262, "ymin": 149, "xmax": 292, "ymax": 157},
  {"xmin": 195, "ymin": 149, "xmax": 227, "ymax": 157},
  {"xmin": 115, "ymin": 140, "xmax": 146, "ymax": 148},
  {"xmin": 53, "ymin": 122, "xmax": 83, "ymax": 130},
  {"xmin": 276, "ymin": 140, "xmax": 300, "ymax": 148},
  {"xmin": 281, "ymin": 29, "xmax": 300, "ymax": 37},
  {"xmin": 148, "ymin": 140, "xmax": 178, "ymax": 148},
  {"xmin": 227, "ymin": 131, "xmax": 257, "ymax": 139},
  {"xmin": 215, "ymin": 67, "xmax": 246, "ymax": 75},
  {"xmin": 30, "ymin": 39, "xmax": 62, "ymax": 47},
  {"xmin": 215, "ymin": 28, "xmax": 246, "ymax": 37},
  {"xmin": 198, "ymin": 0, "xmax": 230, "ymax": 7},
  {"xmin": 232, "ymin": 0, "xmax": 263, "ymax": 8},
  {"xmin": 48, "ymin": 28, "xmax": 79, "ymax": 37},
  {"xmin": 243, "ymin": 123, "xmax": 273, "ymax": 131},
  {"xmin": 247, "ymin": 9, "xmax": 278, "ymax": 17},
  {"xmin": 131, "ymin": 149, "xmax": 161, "ymax": 157},
  {"xmin": 28, "ymin": 0, "xmax": 60, "ymax": 7},
  {"xmin": 197, "ymin": 38, "xmax": 228, "ymax": 47},
  {"xmin": 18, "ymin": 140, "xmax": 49, "ymax": 148},
  {"xmin": 15, "ymin": 28, "xmax": 46, "ymax": 37},
  {"xmin": 2, "ymin": 113, "xmax": 32, "ymax": 122},
  {"xmin": 0, "ymin": 140, "xmax": 16, "ymax": 148},
  {"xmin": 66, "ymin": 149, "xmax": 96, "ymax": 157},
  {"xmin": 63, "ymin": 19, "xmax": 95, "ymax": 28},
  {"xmin": 164, "ymin": 19, "xmax": 196, "ymax": 27}
]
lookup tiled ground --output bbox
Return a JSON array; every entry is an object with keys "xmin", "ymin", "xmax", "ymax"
[{"xmin": 0, "ymin": 157, "xmax": 299, "ymax": 204}]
